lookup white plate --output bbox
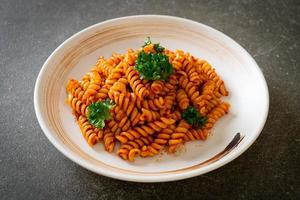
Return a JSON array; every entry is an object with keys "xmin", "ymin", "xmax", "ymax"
[{"xmin": 34, "ymin": 15, "xmax": 269, "ymax": 182}]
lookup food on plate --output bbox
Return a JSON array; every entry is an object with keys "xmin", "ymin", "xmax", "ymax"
[{"xmin": 66, "ymin": 37, "xmax": 230, "ymax": 161}]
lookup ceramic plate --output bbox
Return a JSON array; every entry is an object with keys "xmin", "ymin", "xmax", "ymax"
[{"xmin": 34, "ymin": 15, "xmax": 269, "ymax": 182}]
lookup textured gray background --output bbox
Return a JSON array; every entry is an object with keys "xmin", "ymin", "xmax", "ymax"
[{"xmin": 0, "ymin": 0, "xmax": 299, "ymax": 199}]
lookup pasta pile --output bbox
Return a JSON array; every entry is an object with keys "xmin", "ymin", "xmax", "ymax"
[{"xmin": 66, "ymin": 40, "xmax": 230, "ymax": 161}]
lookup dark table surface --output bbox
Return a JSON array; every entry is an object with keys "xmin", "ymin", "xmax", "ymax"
[{"xmin": 1, "ymin": 0, "xmax": 299, "ymax": 199}]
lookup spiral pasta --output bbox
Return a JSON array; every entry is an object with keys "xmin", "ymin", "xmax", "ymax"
[
  {"xmin": 115, "ymin": 117, "xmax": 176, "ymax": 144},
  {"xmin": 67, "ymin": 93, "xmax": 88, "ymax": 116},
  {"xmin": 140, "ymin": 108, "xmax": 160, "ymax": 122},
  {"xmin": 78, "ymin": 115, "xmax": 102, "ymax": 145},
  {"xmin": 200, "ymin": 61, "xmax": 228, "ymax": 96},
  {"xmin": 176, "ymin": 89, "xmax": 189, "ymax": 110},
  {"xmin": 150, "ymin": 80, "xmax": 164, "ymax": 95},
  {"xmin": 66, "ymin": 42, "xmax": 230, "ymax": 161},
  {"xmin": 168, "ymin": 120, "xmax": 190, "ymax": 153},
  {"xmin": 205, "ymin": 103, "xmax": 230, "ymax": 129},
  {"xmin": 117, "ymin": 136, "xmax": 153, "ymax": 160},
  {"xmin": 103, "ymin": 129, "xmax": 115, "ymax": 153},
  {"xmin": 126, "ymin": 65, "xmax": 149, "ymax": 99}
]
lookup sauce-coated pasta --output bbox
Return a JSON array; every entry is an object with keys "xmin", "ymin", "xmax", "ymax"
[{"xmin": 66, "ymin": 39, "xmax": 230, "ymax": 161}]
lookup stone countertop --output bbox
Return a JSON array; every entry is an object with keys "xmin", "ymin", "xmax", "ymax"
[{"xmin": 0, "ymin": 0, "xmax": 299, "ymax": 199}]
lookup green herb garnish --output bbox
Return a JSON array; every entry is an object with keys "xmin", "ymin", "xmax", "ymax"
[
  {"xmin": 135, "ymin": 37, "xmax": 172, "ymax": 81},
  {"xmin": 153, "ymin": 43, "xmax": 164, "ymax": 53},
  {"xmin": 142, "ymin": 37, "xmax": 165, "ymax": 53},
  {"xmin": 182, "ymin": 106, "xmax": 208, "ymax": 128},
  {"xmin": 142, "ymin": 37, "xmax": 152, "ymax": 47},
  {"xmin": 87, "ymin": 99, "xmax": 114, "ymax": 129}
]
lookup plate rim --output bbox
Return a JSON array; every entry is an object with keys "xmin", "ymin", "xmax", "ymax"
[{"xmin": 34, "ymin": 15, "xmax": 269, "ymax": 182}]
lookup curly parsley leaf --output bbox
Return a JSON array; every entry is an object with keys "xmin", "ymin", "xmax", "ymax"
[
  {"xmin": 142, "ymin": 37, "xmax": 152, "ymax": 47},
  {"xmin": 182, "ymin": 106, "xmax": 208, "ymax": 128},
  {"xmin": 142, "ymin": 37, "xmax": 165, "ymax": 53},
  {"xmin": 87, "ymin": 99, "xmax": 114, "ymax": 129},
  {"xmin": 135, "ymin": 50, "xmax": 173, "ymax": 81},
  {"xmin": 135, "ymin": 37, "xmax": 172, "ymax": 81},
  {"xmin": 153, "ymin": 43, "xmax": 164, "ymax": 53}
]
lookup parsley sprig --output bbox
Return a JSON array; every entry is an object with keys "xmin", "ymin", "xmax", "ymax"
[
  {"xmin": 135, "ymin": 37, "xmax": 173, "ymax": 81},
  {"xmin": 182, "ymin": 106, "xmax": 208, "ymax": 128},
  {"xmin": 87, "ymin": 99, "xmax": 114, "ymax": 129}
]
